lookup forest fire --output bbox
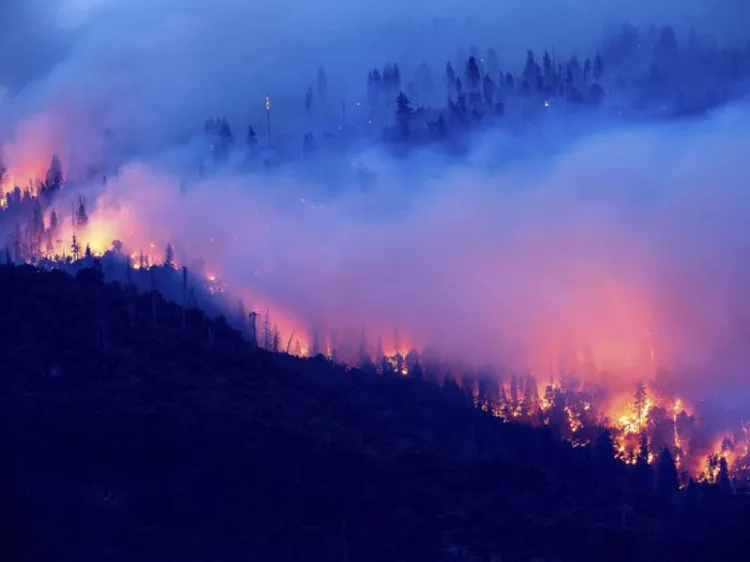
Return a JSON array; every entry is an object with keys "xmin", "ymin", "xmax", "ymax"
[{"xmin": 1, "ymin": 156, "xmax": 750, "ymax": 485}]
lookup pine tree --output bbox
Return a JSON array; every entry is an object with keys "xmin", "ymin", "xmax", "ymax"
[
  {"xmin": 542, "ymin": 51, "xmax": 553, "ymax": 81},
  {"xmin": 656, "ymin": 447, "xmax": 679, "ymax": 497},
  {"xmin": 465, "ymin": 56, "xmax": 481, "ymax": 98},
  {"xmin": 392, "ymin": 63, "xmax": 402, "ymax": 92},
  {"xmin": 164, "ymin": 243, "xmax": 175, "ymax": 269},
  {"xmin": 84, "ymin": 243, "xmax": 92, "ymax": 260},
  {"xmin": 718, "ymin": 457, "xmax": 732, "ymax": 493},
  {"xmin": 637, "ymin": 431, "xmax": 650, "ymax": 465},
  {"xmin": 594, "ymin": 429, "xmax": 615, "ymax": 468},
  {"xmin": 75, "ymin": 197, "xmax": 88, "ymax": 227},
  {"xmin": 247, "ymin": 126, "xmax": 258, "ymax": 148},
  {"xmin": 45, "ymin": 154, "xmax": 64, "ymax": 190},
  {"xmin": 49, "ymin": 209, "xmax": 60, "ymax": 232},
  {"xmin": 445, "ymin": 61, "xmax": 456, "ymax": 97},
  {"xmin": 394, "ymin": 91, "xmax": 413, "ymax": 140},
  {"xmin": 523, "ymin": 50, "xmax": 537, "ymax": 84}
]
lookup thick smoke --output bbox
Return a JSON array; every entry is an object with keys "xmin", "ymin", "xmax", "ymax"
[
  {"xmin": 1, "ymin": 0, "xmax": 750, "ymax": 417},
  {"xmin": 97, "ymin": 106, "xmax": 750, "ymax": 397}
]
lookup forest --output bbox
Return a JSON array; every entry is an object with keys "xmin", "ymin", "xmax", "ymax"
[
  {"xmin": 1, "ymin": 20, "xmax": 750, "ymax": 561},
  {"xmin": 0, "ymin": 262, "xmax": 749, "ymax": 561}
]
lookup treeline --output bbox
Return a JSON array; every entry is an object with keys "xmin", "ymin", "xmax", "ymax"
[{"xmin": 197, "ymin": 22, "xmax": 750, "ymax": 164}]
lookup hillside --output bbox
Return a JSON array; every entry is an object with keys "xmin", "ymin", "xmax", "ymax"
[{"xmin": 0, "ymin": 263, "xmax": 748, "ymax": 562}]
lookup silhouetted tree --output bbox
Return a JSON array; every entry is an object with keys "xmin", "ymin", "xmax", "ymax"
[
  {"xmin": 75, "ymin": 197, "xmax": 88, "ymax": 228},
  {"xmin": 445, "ymin": 61, "xmax": 456, "ymax": 98},
  {"xmin": 247, "ymin": 126, "xmax": 258, "ymax": 148},
  {"xmin": 465, "ymin": 56, "xmax": 481, "ymax": 93},
  {"xmin": 392, "ymin": 63, "xmax": 402, "ymax": 92},
  {"xmin": 594, "ymin": 429, "xmax": 616, "ymax": 469},
  {"xmin": 394, "ymin": 91, "xmax": 413, "ymax": 140},
  {"xmin": 542, "ymin": 51, "xmax": 553, "ymax": 81},
  {"xmin": 45, "ymin": 154, "xmax": 64, "ymax": 190},
  {"xmin": 718, "ymin": 457, "xmax": 732, "ymax": 493},
  {"xmin": 164, "ymin": 243, "xmax": 175, "ymax": 269},
  {"xmin": 656, "ymin": 447, "xmax": 679, "ymax": 498}
]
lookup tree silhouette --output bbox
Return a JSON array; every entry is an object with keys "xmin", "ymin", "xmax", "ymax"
[
  {"xmin": 394, "ymin": 91, "xmax": 413, "ymax": 140},
  {"xmin": 465, "ymin": 56, "xmax": 481, "ymax": 93},
  {"xmin": 45, "ymin": 154, "xmax": 64, "ymax": 191},
  {"xmin": 656, "ymin": 447, "xmax": 679, "ymax": 497},
  {"xmin": 75, "ymin": 197, "xmax": 89, "ymax": 228},
  {"xmin": 165, "ymin": 243, "xmax": 175, "ymax": 269},
  {"xmin": 445, "ymin": 61, "xmax": 456, "ymax": 98}
]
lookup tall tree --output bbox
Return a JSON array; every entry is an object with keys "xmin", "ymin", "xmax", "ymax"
[
  {"xmin": 656, "ymin": 447, "xmax": 679, "ymax": 498},
  {"xmin": 164, "ymin": 243, "xmax": 175, "ymax": 269},
  {"xmin": 75, "ymin": 197, "xmax": 88, "ymax": 228},
  {"xmin": 465, "ymin": 56, "xmax": 481, "ymax": 95},
  {"xmin": 718, "ymin": 457, "xmax": 732, "ymax": 493},
  {"xmin": 542, "ymin": 51, "xmax": 553, "ymax": 82},
  {"xmin": 247, "ymin": 126, "xmax": 258, "ymax": 148},
  {"xmin": 392, "ymin": 63, "xmax": 402, "ymax": 92},
  {"xmin": 394, "ymin": 91, "xmax": 413, "ymax": 140},
  {"xmin": 45, "ymin": 154, "xmax": 64, "ymax": 191},
  {"xmin": 445, "ymin": 61, "xmax": 456, "ymax": 98}
]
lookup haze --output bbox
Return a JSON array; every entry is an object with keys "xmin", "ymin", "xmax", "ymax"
[{"xmin": 1, "ymin": 0, "xmax": 750, "ymax": 417}]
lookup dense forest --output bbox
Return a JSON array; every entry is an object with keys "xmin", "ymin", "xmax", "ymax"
[
  {"xmin": 0, "ymin": 264, "xmax": 749, "ymax": 561},
  {"xmin": 1, "ymin": 21, "xmax": 750, "ymax": 560}
]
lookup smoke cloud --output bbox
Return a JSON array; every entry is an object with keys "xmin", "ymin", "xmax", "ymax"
[{"xmin": 1, "ymin": 0, "xmax": 750, "ymax": 421}]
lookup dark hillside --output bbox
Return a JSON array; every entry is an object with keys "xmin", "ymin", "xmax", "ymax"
[{"xmin": 0, "ymin": 264, "xmax": 748, "ymax": 561}]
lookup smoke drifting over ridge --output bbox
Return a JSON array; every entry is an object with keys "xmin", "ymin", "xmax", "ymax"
[
  {"xmin": 1, "ymin": 0, "xmax": 750, "ymax": 414},
  {"xmin": 2, "ymin": 0, "xmax": 749, "ymax": 152},
  {"xmin": 90, "ymin": 105, "xmax": 750, "ymax": 400}
]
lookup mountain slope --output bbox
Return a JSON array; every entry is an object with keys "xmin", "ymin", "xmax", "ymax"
[{"xmin": 0, "ymin": 264, "xmax": 748, "ymax": 562}]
